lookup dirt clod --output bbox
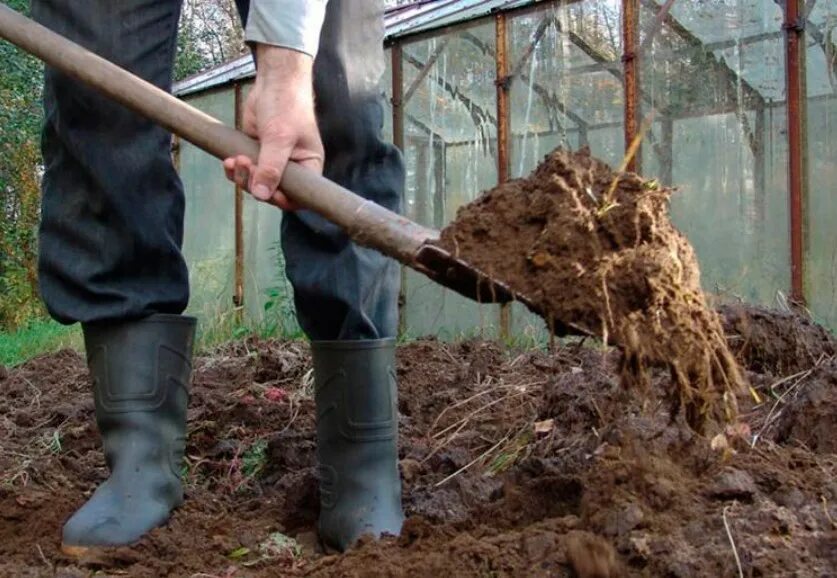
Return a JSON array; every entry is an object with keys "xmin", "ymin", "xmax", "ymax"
[
  {"xmin": 707, "ymin": 468, "xmax": 757, "ymax": 501},
  {"xmin": 566, "ymin": 531, "xmax": 621, "ymax": 578},
  {"xmin": 719, "ymin": 303, "xmax": 836, "ymax": 375},
  {"xmin": 439, "ymin": 148, "xmax": 746, "ymax": 431}
]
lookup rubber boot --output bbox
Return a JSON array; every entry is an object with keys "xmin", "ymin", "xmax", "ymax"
[
  {"xmin": 312, "ymin": 339, "xmax": 404, "ymax": 551},
  {"xmin": 61, "ymin": 314, "xmax": 196, "ymax": 555}
]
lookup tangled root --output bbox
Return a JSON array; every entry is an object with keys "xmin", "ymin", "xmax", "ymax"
[{"xmin": 438, "ymin": 148, "xmax": 746, "ymax": 432}]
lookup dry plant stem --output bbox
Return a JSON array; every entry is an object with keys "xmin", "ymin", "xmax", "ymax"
[
  {"xmin": 822, "ymin": 496, "xmax": 836, "ymax": 529},
  {"xmin": 432, "ymin": 389, "xmax": 531, "ymax": 440},
  {"xmin": 722, "ymin": 505, "xmax": 745, "ymax": 578},
  {"xmin": 604, "ymin": 111, "xmax": 656, "ymax": 206},
  {"xmin": 421, "ymin": 421, "xmax": 469, "ymax": 466},
  {"xmin": 438, "ymin": 148, "xmax": 748, "ymax": 432},
  {"xmin": 435, "ymin": 433, "xmax": 511, "ymax": 488},
  {"xmin": 752, "ymin": 368, "xmax": 814, "ymax": 446}
]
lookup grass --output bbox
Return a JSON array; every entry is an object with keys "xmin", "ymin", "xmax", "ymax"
[
  {"xmin": 0, "ymin": 288, "xmax": 304, "ymax": 368},
  {"xmin": 195, "ymin": 304, "xmax": 305, "ymax": 353},
  {"xmin": 1, "ymin": 298, "xmax": 585, "ymax": 368},
  {"xmin": 0, "ymin": 318, "xmax": 82, "ymax": 367}
]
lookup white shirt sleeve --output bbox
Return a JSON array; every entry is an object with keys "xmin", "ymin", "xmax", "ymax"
[{"xmin": 245, "ymin": 0, "xmax": 328, "ymax": 58}]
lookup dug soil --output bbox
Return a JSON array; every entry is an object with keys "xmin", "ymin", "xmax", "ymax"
[
  {"xmin": 0, "ymin": 304, "xmax": 835, "ymax": 577},
  {"xmin": 438, "ymin": 148, "xmax": 744, "ymax": 430}
]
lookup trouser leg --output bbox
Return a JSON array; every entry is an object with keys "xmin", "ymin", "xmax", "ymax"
[
  {"xmin": 296, "ymin": 0, "xmax": 403, "ymax": 341},
  {"xmin": 33, "ymin": 0, "xmax": 189, "ymax": 325},
  {"xmin": 31, "ymin": 0, "xmax": 197, "ymax": 553},
  {"xmin": 233, "ymin": 1, "xmax": 405, "ymax": 550},
  {"xmin": 236, "ymin": 0, "xmax": 404, "ymax": 341}
]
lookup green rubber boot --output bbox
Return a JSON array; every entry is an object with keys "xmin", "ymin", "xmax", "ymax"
[
  {"xmin": 61, "ymin": 314, "xmax": 196, "ymax": 555},
  {"xmin": 312, "ymin": 339, "xmax": 404, "ymax": 551}
]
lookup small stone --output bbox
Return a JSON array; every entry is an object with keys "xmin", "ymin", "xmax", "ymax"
[
  {"xmin": 566, "ymin": 531, "xmax": 621, "ymax": 578},
  {"xmin": 771, "ymin": 506, "xmax": 797, "ymax": 535},
  {"xmin": 0, "ymin": 365, "xmax": 7, "ymax": 381},
  {"xmin": 534, "ymin": 419, "xmax": 555, "ymax": 436},
  {"xmin": 774, "ymin": 487, "xmax": 806, "ymax": 509},
  {"xmin": 708, "ymin": 468, "xmax": 756, "ymax": 501},
  {"xmin": 294, "ymin": 530, "xmax": 320, "ymax": 555},
  {"xmin": 400, "ymin": 458, "xmax": 422, "ymax": 483},
  {"xmin": 628, "ymin": 534, "xmax": 651, "ymax": 560},
  {"xmin": 530, "ymin": 252, "xmax": 551, "ymax": 268},
  {"xmin": 603, "ymin": 503, "xmax": 645, "ymax": 536},
  {"xmin": 524, "ymin": 531, "xmax": 555, "ymax": 561}
]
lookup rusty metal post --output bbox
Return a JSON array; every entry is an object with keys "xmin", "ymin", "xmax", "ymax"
[
  {"xmin": 661, "ymin": 116, "xmax": 673, "ymax": 186},
  {"xmin": 392, "ymin": 44, "xmax": 405, "ymax": 153},
  {"xmin": 623, "ymin": 0, "xmax": 640, "ymax": 173},
  {"xmin": 391, "ymin": 43, "xmax": 408, "ymax": 338},
  {"xmin": 496, "ymin": 12, "xmax": 512, "ymax": 340},
  {"xmin": 784, "ymin": 0, "xmax": 806, "ymax": 304},
  {"xmin": 233, "ymin": 83, "xmax": 245, "ymax": 313},
  {"xmin": 754, "ymin": 105, "xmax": 766, "ymax": 227}
]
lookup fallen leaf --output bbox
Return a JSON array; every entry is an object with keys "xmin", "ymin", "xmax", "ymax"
[
  {"xmin": 534, "ymin": 419, "xmax": 555, "ymax": 435},
  {"xmin": 228, "ymin": 546, "xmax": 250, "ymax": 560},
  {"xmin": 710, "ymin": 433, "xmax": 729, "ymax": 451}
]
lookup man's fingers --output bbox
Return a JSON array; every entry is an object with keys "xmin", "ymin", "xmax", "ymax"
[
  {"xmin": 223, "ymin": 158, "xmax": 236, "ymax": 183},
  {"xmin": 269, "ymin": 192, "xmax": 299, "ymax": 211},
  {"xmin": 296, "ymin": 155, "xmax": 324, "ymax": 175},
  {"xmin": 269, "ymin": 151, "xmax": 322, "ymax": 210},
  {"xmin": 251, "ymin": 135, "xmax": 292, "ymax": 201},
  {"xmin": 223, "ymin": 156, "xmax": 254, "ymax": 190}
]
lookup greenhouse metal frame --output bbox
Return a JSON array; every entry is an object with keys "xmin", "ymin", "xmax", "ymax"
[{"xmin": 173, "ymin": 0, "xmax": 836, "ymax": 337}]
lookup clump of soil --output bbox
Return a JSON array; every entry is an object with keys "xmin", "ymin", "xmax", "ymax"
[
  {"xmin": 438, "ymin": 148, "xmax": 745, "ymax": 431},
  {"xmin": 0, "ymin": 308, "xmax": 834, "ymax": 577},
  {"xmin": 719, "ymin": 303, "xmax": 836, "ymax": 375}
]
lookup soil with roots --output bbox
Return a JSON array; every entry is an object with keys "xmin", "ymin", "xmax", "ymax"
[
  {"xmin": 0, "ymin": 304, "xmax": 834, "ymax": 577},
  {"xmin": 438, "ymin": 148, "xmax": 745, "ymax": 432}
]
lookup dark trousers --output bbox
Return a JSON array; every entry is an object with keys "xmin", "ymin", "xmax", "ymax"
[{"xmin": 32, "ymin": 0, "xmax": 403, "ymax": 341}]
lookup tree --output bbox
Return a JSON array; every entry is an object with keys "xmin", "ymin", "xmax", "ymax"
[
  {"xmin": 0, "ymin": 0, "xmax": 45, "ymax": 328},
  {"xmin": 175, "ymin": 0, "xmax": 246, "ymax": 81}
]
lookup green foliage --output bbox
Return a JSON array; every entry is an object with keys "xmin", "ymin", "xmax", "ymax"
[
  {"xmin": 241, "ymin": 438, "xmax": 268, "ymax": 479},
  {"xmin": 196, "ymin": 240, "xmax": 302, "ymax": 349},
  {"xmin": 175, "ymin": 15, "xmax": 212, "ymax": 81},
  {"xmin": 0, "ymin": 318, "xmax": 82, "ymax": 367},
  {"xmin": 174, "ymin": 0, "xmax": 246, "ymax": 81},
  {"xmin": 261, "ymin": 241, "xmax": 302, "ymax": 338},
  {"xmin": 1, "ymin": 0, "xmax": 44, "ymax": 331},
  {"xmin": 0, "ymin": 139, "xmax": 45, "ymax": 328}
]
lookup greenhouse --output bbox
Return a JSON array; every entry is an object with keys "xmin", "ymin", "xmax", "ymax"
[{"xmin": 173, "ymin": 0, "xmax": 837, "ymax": 337}]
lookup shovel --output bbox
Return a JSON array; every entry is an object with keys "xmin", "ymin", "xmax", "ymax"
[{"xmin": 0, "ymin": 4, "xmax": 579, "ymax": 336}]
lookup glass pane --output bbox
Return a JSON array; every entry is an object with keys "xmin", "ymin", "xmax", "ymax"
[
  {"xmin": 400, "ymin": 19, "xmax": 500, "ymax": 338},
  {"xmin": 181, "ymin": 90, "xmax": 236, "ymax": 327},
  {"xmin": 806, "ymin": 2, "xmax": 837, "ymax": 330},
  {"xmin": 508, "ymin": 1, "xmax": 622, "ymax": 339},
  {"xmin": 641, "ymin": 0, "xmax": 790, "ymax": 306},
  {"xmin": 239, "ymin": 81, "xmax": 299, "ymax": 335},
  {"xmin": 510, "ymin": 0, "xmax": 624, "ymax": 176}
]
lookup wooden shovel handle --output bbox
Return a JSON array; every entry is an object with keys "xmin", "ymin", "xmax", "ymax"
[{"xmin": 0, "ymin": 3, "xmax": 436, "ymax": 262}]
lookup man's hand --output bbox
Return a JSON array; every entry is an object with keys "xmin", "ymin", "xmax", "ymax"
[{"xmin": 223, "ymin": 45, "xmax": 324, "ymax": 210}]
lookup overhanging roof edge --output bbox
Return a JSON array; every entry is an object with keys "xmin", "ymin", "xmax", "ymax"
[{"xmin": 174, "ymin": 0, "xmax": 542, "ymax": 97}]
